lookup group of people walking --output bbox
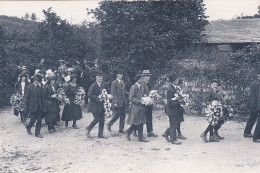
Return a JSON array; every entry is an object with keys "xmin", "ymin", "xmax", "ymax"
[{"xmin": 13, "ymin": 58, "xmax": 260, "ymax": 144}]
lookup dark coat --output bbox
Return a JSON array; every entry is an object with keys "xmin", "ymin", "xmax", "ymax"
[
  {"xmin": 24, "ymin": 84, "xmax": 46, "ymax": 116},
  {"xmin": 204, "ymin": 88, "xmax": 223, "ymax": 105},
  {"xmin": 61, "ymin": 84, "xmax": 82, "ymax": 121},
  {"xmin": 79, "ymin": 67, "xmax": 93, "ymax": 90},
  {"xmin": 248, "ymin": 79, "xmax": 260, "ymax": 112},
  {"xmin": 87, "ymin": 82, "xmax": 105, "ymax": 114},
  {"xmin": 44, "ymin": 83, "xmax": 60, "ymax": 124},
  {"xmin": 165, "ymin": 84, "xmax": 181, "ymax": 117},
  {"xmin": 111, "ymin": 79, "xmax": 126, "ymax": 108},
  {"xmin": 127, "ymin": 83, "xmax": 146, "ymax": 125}
]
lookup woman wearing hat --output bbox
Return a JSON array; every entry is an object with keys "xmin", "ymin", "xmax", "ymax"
[
  {"xmin": 62, "ymin": 74, "xmax": 82, "ymax": 129},
  {"xmin": 14, "ymin": 73, "xmax": 30, "ymax": 124},
  {"xmin": 44, "ymin": 74, "xmax": 60, "ymax": 132}
]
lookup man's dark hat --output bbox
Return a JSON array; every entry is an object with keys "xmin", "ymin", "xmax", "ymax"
[
  {"xmin": 168, "ymin": 74, "xmax": 177, "ymax": 82},
  {"xmin": 211, "ymin": 79, "xmax": 220, "ymax": 85},
  {"xmin": 34, "ymin": 73, "xmax": 43, "ymax": 82},
  {"xmin": 94, "ymin": 70, "xmax": 104, "ymax": 77},
  {"xmin": 115, "ymin": 68, "xmax": 124, "ymax": 75}
]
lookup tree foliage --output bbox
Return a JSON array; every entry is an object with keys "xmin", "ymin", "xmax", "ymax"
[{"xmin": 89, "ymin": 0, "xmax": 208, "ymax": 88}]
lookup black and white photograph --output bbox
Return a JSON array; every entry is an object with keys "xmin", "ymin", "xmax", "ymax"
[{"xmin": 0, "ymin": 0, "xmax": 260, "ymax": 172}]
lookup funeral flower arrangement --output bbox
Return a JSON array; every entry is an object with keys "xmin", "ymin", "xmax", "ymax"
[
  {"xmin": 74, "ymin": 87, "xmax": 85, "ymax": 106},
  {"xmin": 56, "ymin": 88, "xmax": 70, "ymax": 104},
  {"xmin": 99, "ymin": 89, "xmax": 113, "ymax": 117},
  {"xmin": 10, "ymin": 93, "xmax": 24, "ymax": 112},
  {"xmin": 141, "ymin": 90, "xmax": 163, "ymax": 106},
  {"xmin": 204, "ymin": 100, "xmax": 224, "ymax": 126}
]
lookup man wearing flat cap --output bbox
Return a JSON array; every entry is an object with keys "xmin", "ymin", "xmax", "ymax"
[
  {"xmin": 245, "ymin": 68, "xmax": 260, "ymax": 143},
  {"xmin": 24, "ymin": 73, "xmax": 46, "ymax": 138},
  {"xmin": 86, "ymin": 70, "xmax": 108, "ymax": 139}
]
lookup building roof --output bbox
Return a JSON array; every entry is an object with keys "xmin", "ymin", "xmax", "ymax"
[{"xmin": 202, "ymin": 18, "xmax": 260, "ymax": 43}]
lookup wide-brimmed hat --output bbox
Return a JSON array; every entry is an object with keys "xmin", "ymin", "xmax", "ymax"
[
  {"xmin": 141, "ymin": 70, "xmax": 152, "ymax": 76},
  {"xmin": 34, "ymin": 73, "xmax": 43, "ymax": 82},
  {"xmin": 48, "ymin": 73, "xmax": 56, "ymax": 81}
]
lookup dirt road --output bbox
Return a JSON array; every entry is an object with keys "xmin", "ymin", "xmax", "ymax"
[{"xmin": 0, "ymin": 107, "xmax": 259, "ymax": 173}]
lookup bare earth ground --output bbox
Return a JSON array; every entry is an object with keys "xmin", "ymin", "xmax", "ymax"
[{"xmin": 0, "ymin": 107, "xmax": 259, "ymax": 173}]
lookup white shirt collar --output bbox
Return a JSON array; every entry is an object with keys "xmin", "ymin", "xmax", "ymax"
[
  {"xmin": 117, "ymin": 78, "xmax": 122, "ymax": 83},
  {"xmin": 97, "ymin": 82, "xmax": 102, "ymax": 87}
]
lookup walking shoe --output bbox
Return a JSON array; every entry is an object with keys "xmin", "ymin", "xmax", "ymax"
[
  {"xmin": 98, "ymin": 135, "xmax": 108, "ymax": 139},
  {"xmin": 72, "ymin": 125, "xmax": 79, "ymax": 129},
  {"xmin": 162, "ymin": 133, "xmax": 170, "ymax": 142},
  {"xmin": 177, "ymin": 134, "xmax": 187, "ymax": 140},
  {"xmin": 171, "ymin": 140, "xmax": 182, "ymax": 145},
  {"xmin": 139, "ymin": 138, "xmax": 149, "ymax": 142},
  {"xmin": 200, "ymin": 133, "xmax": 209, "ymax": 143},
  {"xmin": 147, "ymin": 132, "xmax": 158, "ymax": 137},
  {"xmin": 126, "ymin": 132, "xmax": 131, "ymax": 141},
  {"xmin": 54, "ymin": 123, "xmax": 60, "ymax": 127},
  {"xmin": 244, "ymin": 133, "xmax": 253, "ymax": 138},
  {"xmin": 213, "ymin": 132, "xmax": 224, "ymax": 140},
  {"xmin": 253, "ymin": 139, "xmax": 260, "ymax": 143},
  {"xmin": 107, "ymin": 124, "xmax": 111, "ymax": 132},
  {"xmin": 35, "ymin": 134, "xmax": 43, "ymax": 138},
  {"xmin": 26, "ymin": 127, "xmax": 32, "ymax": 135},
  {"xmin": 119, "ymin": 130, "xmax": 125, "ymax": 133},
  {"xmin": 209, "ymin": 136, "xmax": 220, "ymax": 142}
]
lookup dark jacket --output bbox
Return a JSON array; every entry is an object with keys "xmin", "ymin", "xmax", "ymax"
[
  {"xmin": 24, "ymin": 84, "xmax": 46, "ymax": 115},
  {"xmin": 248, "ymin": 79, "xmax": 260, "ymax": 112},
  {"xmin": 165, "ymin": 84, "xmax": 181, "ymax": 116},
  {"xmin": 204, "ymin": 88, "xmax": 223, "ymax": 105},
  {"xmin": 111, "ymin": 79, "xmax": 126, "ymax": 108},
  {"xmin": 44, "ymin": 83, "xmax": 60, "ymax": 123},
  {"xmin": 87, "ymin": 82, "xmax": 105, "ymax": 114}
]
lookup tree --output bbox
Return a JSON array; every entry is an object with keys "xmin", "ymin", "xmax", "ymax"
[
  {"xmin": 31, "ymin": 13, "xmax": 37, "ymax": 21},
  {"xmin": 89, "ymin": 0, "xmax": 208, "ymax": 88},
  {"xmin": 24, "ymin": 12, "xmax": 30, "ymax": 20}
]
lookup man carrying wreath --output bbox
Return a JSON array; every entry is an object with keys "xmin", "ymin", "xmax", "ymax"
[
  {"xmin": 126, "ymin": 73, "xmax": 149, "ymax": 142},
  {"xmin": 86, "ymin": 70, "xmax": 108, "ymax": 139}
]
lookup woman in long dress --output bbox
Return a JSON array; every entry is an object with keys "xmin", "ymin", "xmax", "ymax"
[
  {"xmin": 14, "ymin": 73, "xmax": 30, "ymax": 124},
  {"xmin": 61, "ymin": 74, "xmax": 82, "ymax": 129},
  {"xmin": 44, "ymin": 74, "xmax": 60, "ymax": 132}
]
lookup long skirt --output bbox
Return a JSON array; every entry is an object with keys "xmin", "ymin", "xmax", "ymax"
[{"xmin": 62, "ymin": 103, "xmax": 82, "ymax": 121}]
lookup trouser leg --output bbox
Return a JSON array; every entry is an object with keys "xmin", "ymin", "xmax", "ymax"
[
  {"xmin": 244, "ymin": 111, "xmax": 259, "ymax": 134},
  {"xmin": 119, "ymin": 107, "xmax": 125, "ymax": 131},
  {"xmin": 169, "ymin": 115, "xmax": 177, "ymax": 141},
  {"xmin": 253, "ymin": 114, "xmax": 260, "ymax": 140},
  {"xmin": 26, "ymin": 113, "xmax": 36, "ymax": 130},
  {"xmin": 127, "ymin": 125, "xmax": 137, "ymax": 134},
  {"xmin": 98, "ymin": 113, "xmax": 105, "ymax": 136},
  {"xmin": 146, "ymin": 106, "xmax": 153, "ymax": 133},
  {"xmin": 35, "ymin": 116, "xmax": 42, "ymax": 136},
  {"xmin": 138, "ymin": 124, "xmax": 144, "ymax": 140},
  {"xmin": 87, "ymin": 114, "xmax": 99, "ymax": 132}
]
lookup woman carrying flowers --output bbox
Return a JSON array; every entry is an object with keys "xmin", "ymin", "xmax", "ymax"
[
  {"xmin": 44, "ymin": 74, "xmax": 60, "ymax": 132},
  {"xmin": 61, "ymin": 74, "xmax": 83, "ymax": 129}
]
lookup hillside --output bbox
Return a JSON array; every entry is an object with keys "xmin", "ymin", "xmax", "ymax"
[{"xmin": 0, "ymin": 15, "xmax": 38, "ymax": 32}]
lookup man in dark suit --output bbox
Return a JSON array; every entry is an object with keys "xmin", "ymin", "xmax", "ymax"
[
  {"xmin": 162, "ymin": 74, "xmax": 182, "ymax": 145},
  {"xmin": 107, "ymin": 69, "xmax": 127, "ymax": 133},
  {"xmin": 24, "ymin": 74, "xmax": 46, "ymax": 138},
  {"xmin": 245, "ymin": 69, "xmax": 260, "ymax": 143},
  {"xmin": 86, "ymin": 70, "xmax": 108, "ymax": 139}
]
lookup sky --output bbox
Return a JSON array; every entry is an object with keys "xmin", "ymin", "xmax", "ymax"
[{"xmin": 0, "ymin": 0, "xmax": 259, "ymax": 24}]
